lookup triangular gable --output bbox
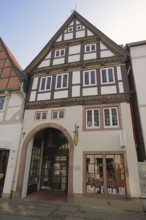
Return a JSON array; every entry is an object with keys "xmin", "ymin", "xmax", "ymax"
[
  {"xmin": 55, "ymin": 18, "xmax": 94, "ymax": 42},
  {"xmin": 0, "ymin": 37, "xmax": 23, "ymax": 91},
  {"xmin": 25, "ymin": 11, "xmax": 128, "ymax": 73}
]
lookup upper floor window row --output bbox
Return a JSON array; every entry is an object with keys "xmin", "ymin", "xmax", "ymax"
[
  {"xmin": 39, "ymin": 67, "xmax": 115, "ymax": 92},
  {"xmin": 86, "ymin": 106, "xmax": 119, "ymax": 129},
  {"xmin": 54, "ymin": 44, "xmax": 96, "ymax": 58},
  {"xmin": 67, "ymin": 25, "xmax": 83, "ymax": 32}
]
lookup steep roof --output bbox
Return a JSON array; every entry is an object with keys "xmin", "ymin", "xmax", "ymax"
[
  {"xmin": 25, "ymin": 11, "xmax": 128, "ymax": 73},
  {"xmin": 0, "ymin": 37, "xmax": 23, "ymax": 91}
]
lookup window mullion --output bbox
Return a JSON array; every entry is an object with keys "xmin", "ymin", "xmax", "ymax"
[{"xmin": 103, "ymin": 154, "xmax": 107, "ymax": 194}]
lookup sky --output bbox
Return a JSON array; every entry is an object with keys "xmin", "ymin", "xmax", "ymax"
[{"xmin": 0, "ymin": 0, "xmax": 146, "ymax": 69}]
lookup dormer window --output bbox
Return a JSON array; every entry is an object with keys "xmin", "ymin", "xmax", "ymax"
[
  {"xmin": 85, "ymin": 44, "xmax": 96, "ymax": 53},
  {"xmin": 55, "ymin": 49, "xmax": 65, "ymax": 57}
]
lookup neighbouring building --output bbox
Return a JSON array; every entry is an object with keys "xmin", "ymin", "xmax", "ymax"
[
  {"xmin": 0, "ymin": 37, "xmax": 25, "ymax": 198},
  {"xmin": 126, "ymin": 41, "xmax": 146, "ymax": 198},
  {"xmin": 14, "ymin": 11, "xmax": 141, "ymax": 209}
]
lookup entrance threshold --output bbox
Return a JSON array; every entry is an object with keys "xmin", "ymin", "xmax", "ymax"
[{"xmin": 24, "ymin": 190, "xmax": 67, "ymax": 203}]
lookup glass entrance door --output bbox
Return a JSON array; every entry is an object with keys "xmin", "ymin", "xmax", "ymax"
[
  {"xmin": 41, "ymin": 155, "xmax": 68, "ymax": 192},
  {"xmin": 27, "ymin": 146, "xmax": 41, "ymax": 194}
]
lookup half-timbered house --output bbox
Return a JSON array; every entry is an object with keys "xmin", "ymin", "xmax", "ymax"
[
  {"xmin": 15, "ymin": 11, "xmax": 141, "ymax": 209},
  {"xmin": 0, "ymin": 37, "xmax": 25, "ymax": 198}
]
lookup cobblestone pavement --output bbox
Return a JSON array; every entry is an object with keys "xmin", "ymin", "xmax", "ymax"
[{"xmin": 0, "ymin": 198, "xmax": 146, "ymax": 220}]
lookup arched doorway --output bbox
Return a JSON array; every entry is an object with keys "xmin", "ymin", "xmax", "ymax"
[
  {"xmin": 15, "ymin": 123, "xmax": 74, "ymax": 202},
  {"xmin": 27, "ymin": 128, "xmax": 69, "ymax": 195}
]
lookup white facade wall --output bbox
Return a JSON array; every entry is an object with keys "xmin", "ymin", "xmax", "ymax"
[
  {"xmin": 21, "ymin": 102, "xmax": 140, "ymax": 198},
  {"xmin": 0, "ymin": 92, "xmax": 24, "ymax": 198}
]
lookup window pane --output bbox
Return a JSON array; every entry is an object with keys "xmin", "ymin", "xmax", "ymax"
[
  {"xmin": 91, "ymin": 71, "xmax": 95, "ymax": 84},
  {"xmin": 46, "ymin": 77, "xmax": 51, "ymax": 90},
  {"xmin": 86, "ymin": 155, "xmax": 94, "ymax": 163},
  {"xmin": 0, "ymin": 96, "xmax": 5, "ymax": 110},
  {"xmin": 85, "ymin": 72, "xmax": 89, "ymax": 85},
  {"xmin": 42, "ymin": 112, "xmax": 47, "ymax": 119},
  {"xmin": 86, "ymin": 45, "xmax": 90, "ymax": 52},
  {"xmin": 87, "ymin": 110, "xmax": 92, "ymax": 127},
  {"xmin": 91, "ymin": 44, "xmax": 95, "ymax": 51},
  {"xmin": 52, "ymin": 111, "xmax": 58, "ymax": 119},
  {"xmin": 36, "ymin": 112, "xmax": 41, "ymax": 120},
  {"xmin": 63, "ymin": 74, "xmax": 67, "ymax": 87},
  {"xmin": 55, "ymin": 51, "xmax": 59, "ymax": 57},
  {"xmin": 94, "ymin": 110, "xmax": 99, "ymax": 127},
  {"xmin": 57, "ymin": 75, "xmax": 61, "ymax": 88},
  {"xmin": 108, "ymin": 68, "xmax": 114, "ymax": 82},
  {"xmin": 59, "ymin": 111, "xmax": 64, "ymax": 118},
  {"xmin": 102, "ymin": 70, "xmax": 107, "ymax": 83},
  {"xmin": 41, "ymin": 78, "xmax": 46, "ymax": 90},
  {"xmin": 112, "ymin": 108, "xmax": 118, "ymax": 126},
  {"xmin": 104, "ymin": 109, "xmax": 110, "ymax": 126},
  {"xmin": 61, "ymin": 50, "xmax": 65, "ymax": 56}
]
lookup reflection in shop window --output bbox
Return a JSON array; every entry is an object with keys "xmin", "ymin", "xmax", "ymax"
[{"xmin": 86, "ymin": 153, "xmax": 126, "ymax": 196}]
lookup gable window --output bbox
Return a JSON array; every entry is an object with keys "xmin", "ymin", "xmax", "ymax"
[
  {"xmin": 83, "ymin": 70, "xmax": 96, "ymax": 86},
  {"xmin": 55, "ymin": 49, "xmax": 65, "ymax": 57},
  {"xmin": 101, "ymin": 67, "xmax": 115, "ymax": 84},
  {"xmin": 103, "ymin": 107, "xmax": 119, "ymax": 128},
  {"xmin": 76, "ymin": 25, "xmax": 82, "ymax": 31},
  {"xmin": 85, "ymin": 44, "xmax": 96, "ymax": 53},
  {"xmin": 52, "ymin": 110, "xmax": 64, "ymax": 119},
  {"xmin": 0, "ymin": 96, "xmax": 5, "ymax": 111},
  {"xmin": 68, "ymin": 27, "xmax": 73, "ymax": 32},
  {"xmin": 85, "ymin": 153, "xmax": 126, "ymax": 195},
  {"xmin": 56, "ymin": 73, "xmax": 68, "ymax": 89},
  {"xmin": 35, "ymin": 111, "xmax": 47, "ymax": 120},
  {"xmin": 39, "ymin": 76, "xmax": 52, "ymax": 92},
  {"xmin": 86, "ymin": 109, "xmax": 100, "ymax": 128}
]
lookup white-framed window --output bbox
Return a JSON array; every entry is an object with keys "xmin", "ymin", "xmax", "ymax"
[
  {"xmin": 86, "ymin": 108, "xmax": 100, "ymax": 128},
  {"xmin": 55, "ymin": 49, "xmax": 65, "ymax": 57},
  {"xmin": 68, "ymin": 27, "xmax": 73, "ymax": 32},
  {"xmin": 56, "ymin": 73, "xmax": 68, "ymax": 89},
  {"xmin": 83, "ymin": 70, "xmax": 96, "ymax": 86},
  {"xmin": 39, "ymin": 76, "xmax": 52, "ymax": 92},
  {"xmin": 0, "ymin": 96, "xmax": 5, "ymax": 111},
  {"xmin": 103, "ymin": 107, "xmax": 119, "ymax": 128},
  {"xmin": 85, "ymin": 44, "xmax": 96, "ymax": 53},
  {"xmin": 52, "ymin": 110, "xmax": 64, "ymax": 119},
  {"xmin": 101, "ymin": 67, "xmax": 115, "ymax": 84},
  {"xmin": 76, "ymin": 25, "xmax": 82, "ymax": 31},
  {"xmin": 35, "ymin": 111, "xmax": 47, "ymax": 120}
]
